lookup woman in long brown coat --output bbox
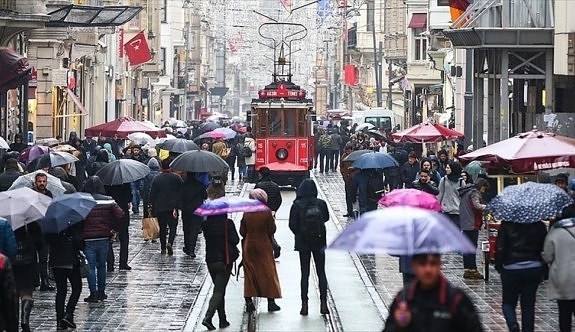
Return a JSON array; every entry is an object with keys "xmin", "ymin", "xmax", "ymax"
[{"xmin": 241, "ymin": 188, "xmax": 282, "ymax": 313}]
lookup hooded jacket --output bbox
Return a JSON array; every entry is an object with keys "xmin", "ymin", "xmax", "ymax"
[
  {"xmin": 254, "ymin": 175, "xmax": 282, "ymax": 212},
  {"xmin": 458, "ymin": 184, "xmax": 486, "ymax": 231},
  {"xmin": 543, "ymin": 219, "xmax": 575, "ymax": 300},
  {"xmin": 289, "ymin": 179, "xmax": 329, "ymax": 251},
  {"xmin": 202, "ymin": 214, "xmax": 240, "ymax": 264},
  {"xmin": 181, "ymin": 175, "xmax": 208, "ymax": 220}
]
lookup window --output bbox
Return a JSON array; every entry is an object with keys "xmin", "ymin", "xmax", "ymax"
[
  {"xmin": 161, "ymin": 0, "xmax": 167, "ymax": 23},
  {"xmin": 268, "ymin": 109, "xmax": 282, "ymax": 136},
  {"xmin": 437, "ymin": 0, "xmax": 450, "ymax": 5},
  {"xmin": 366, "ymin": 0, "xmax": 374, "ymax": 32},
  {"xmin": 413, "ymin": 28, "xmax": 428, "ymax": 61},
  {"xmin": 161, "ymin": 47, "xmax": 166, "ymax": 74},
  {"xmin": 365, "ymin": 116, "xmax": 392, "ymax": 130}
]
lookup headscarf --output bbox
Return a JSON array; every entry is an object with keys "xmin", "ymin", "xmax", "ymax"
[
  {"xmin": 249, "ymin": 188, "xmax": 268, "ymax": 203},
  {"xmin": 447, "ymin": 161, "xmax": 462, "ymax": 182}
]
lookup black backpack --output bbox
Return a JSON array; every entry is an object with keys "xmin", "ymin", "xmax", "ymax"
[
  {"xmin": 242, "ymin": 145, "xmax": 253, "ymax": 158},
  {"xmin": 367, "ymin": 171, "xmax": 385, "ymax": 201},
  {"xmin": 300, "ymin": 202, "xmax": 325, "ymax": 243}
]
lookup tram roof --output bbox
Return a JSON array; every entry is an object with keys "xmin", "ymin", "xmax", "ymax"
[{"xmin": 251, "ymin": 102, "xmax": 313, "ymax": 109}]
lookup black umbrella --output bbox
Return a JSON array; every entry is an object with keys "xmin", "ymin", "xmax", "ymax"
[
  {"xmin": 200, "ymin": 122, "xmax": 221, "ymax": 133},
  {"xmin": 157, "ymin": 138, "xmax": 199, "ymax": 153},
  {"xmin": 95, "ymin": 159, "xmax": 150, "ymax": 185},
  {"xmin": 170, "ymin": 150, "xmax": 229, "ymax": 173},
  {"xmin": 343, "ymin": 149, "xmax": 375, "ymax": 162}
]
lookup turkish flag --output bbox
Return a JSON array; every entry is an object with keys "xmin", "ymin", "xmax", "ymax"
[{"xmin": 124, "ymin": 31, "xmax": 151, "ymax": 66}]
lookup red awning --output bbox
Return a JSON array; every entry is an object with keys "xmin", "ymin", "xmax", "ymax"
[{"xmin": 408, "ymin": 13, "xmax": 427, "ymax": 29}]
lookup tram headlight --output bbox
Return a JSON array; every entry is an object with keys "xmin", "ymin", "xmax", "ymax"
[{"xmin": 276, "ymin": 148, "xmax": 288, "ymax": 161}]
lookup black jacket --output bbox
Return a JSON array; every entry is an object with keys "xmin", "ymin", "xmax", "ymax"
[
  {"xmin": 255, "ymin": 177, "xmax": 282, "ymax": 212},
  {"xmin": 13, "ymin": 222, "xmax": 43, "ymax": 266},
  {"xmin": 289, "ymin": 179, "xmax": 329, "ymax": 251},
  {"xmin": 495, "ymin": 221, "xmax": 547, "ymax": 270},
  {"xmin": 105, "ymin": 184, "xmax": 132, "ymax": 212},
  {"xmin": 0, "ymin": 254, "xmax": 18, "ymax": 332},
  {"xmin": 149, "ymin": 171, "xmax": 184, "ymax": 214},
  {"xmin": 401, "ymin": 162, "xmax": 420, "ymax": 188},
  {"xmin": 202, "ymin": 215, "xmax": 240, "ymax": 264},
  {"xmin": 0, "ymin": 170, "xmax": 20, "ymax": 192},
  {"xmin": 384, "ymin": 276, "xmax": 483, "ymax": 332},
  {"xmin": 46, "ymin": 223, "xmax": 84, "ymax": 268},
  {"xmin": 412, "ymin": 180, "xmax": 440, "ymax": 196},
  {"xmin": 181, "ymin": 176, "xmax": 207, "ymax": 220}
]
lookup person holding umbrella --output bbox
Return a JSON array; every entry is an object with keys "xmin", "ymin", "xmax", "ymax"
[
  {"xmin": 104, "ymin": 183, "xmax": 132, "ymax": 271},
  {"xmin": 180, "ymin": 172, "xmax": 207, "ymax": 258}
]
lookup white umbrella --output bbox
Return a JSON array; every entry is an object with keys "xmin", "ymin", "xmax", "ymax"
[
  {"xmin": 127, "ymin": 132, "xmax": 156, "ymax": 147},
  {"xmin": 156, "ymin": 134, "xmax": 177, "ymax": 144},
  {"xmin": 9, "ymin": 170, "xmax": 67, "ymax": 197},
  {"xmin": 141, "ymin": 120, "xmax": 158, "ymax": 128},
  {"xmin": 47, "ymin": 151, "xmax": 79, "ymax": 167},
  {"xmin": 36, "ymin": 137, "xmax": 60, "ymax": 147},
  {"xmin": 0, "ymin": 137, "xmax": 9, "ymax": 149},
  {"xmin": 0, "ymin": 187, "xmax": 52, "ymax": 230},
  {"xmin": 355, "ymin": 123, "xmax": 375, "ymax": 132}
]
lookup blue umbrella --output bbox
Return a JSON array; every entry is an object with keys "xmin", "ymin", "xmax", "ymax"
[
  {"xmin": 40, "ymin": 192, "xmax": 97, "ymax": 233},
  {"xmin": 328, "ymin": 206, "xmax": 475, "ymax": 255},
  {"xmin": 487, "ymin": 182, "xmax": 572, "ymax": 223},
  {"xmin": 352, "ymin": 152, "xmax": 399, "ymax": 169}
]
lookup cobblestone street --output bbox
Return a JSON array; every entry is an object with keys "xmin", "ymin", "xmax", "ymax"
[
  {"xmin": 28, "ymin": 181, "xmax": 243, "ymax": 331},
  {"xmin": 313, "ymin": 169, "xmax": 559, "ymax": 332}
]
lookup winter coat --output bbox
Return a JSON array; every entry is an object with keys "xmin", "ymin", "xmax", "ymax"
[
  {"xmin": 0, "ymin": 170, "xmax": 21, "ymax": 192},
  {"xmin": 13, "ymin": 222, "xmax": 43, "ymax": 266},
  {"xmin": 288, "ymin": 179, "xmax": 329, "ymax": 251},
  {"xmin": 149, "ymin": 171, "xmax": 183, "ymax": 214},
  {"xmin": 254, "ymin": 177, "xmax": 282, "ymax": 212},
  {"xmin": 458, "ymin": 185, "xmax": 486, "ymax": 231},
  {"xmin": 244, "ymin": 137, "xmax": 256, "ymax": 166},
  {"xmin": 46, "ymin": 223, "xmax": 84, "ymax": 269},
  {"xmin": 0, "ymin": 218, "xmax": 16, "ymax": 260},
  {"xmin": 340, "ymin": 152, "xmax": 354, "ymax": 184},
  {"xmin": 82, "ymin": 193, "xmax": 125, "ymax": 239},
  {"xmin": 384, "ymin": 276, "xmax": 483, "ymax": 332},
  {"xmin": 0, "ymin": 253, "xmax": 18, "ymax": 332},
  {"xmin": 412, "ymin": 180, "xmax": 440, "ymax": 196},
  {"xmin": 438, "ymin": 177, "xmax": 464, "ymax": 214},
  {"xmin": 181, "ymin": 176, "xmax": 207, "ymax": 221},
  {"xmin": 105, "ymin": 183, "xmax": 132, "ymax": 212},
  {"xmin": 330, "ymin": 133, "xmax": 343, "ymax": 150},
  {"xmin": 543, "ymin": 219, "xmax": 575, "ymax": 300},
  {"xmin": 495, "ymin": 221, "xmax": 547, "ymax": 271},
  {"xmin": 202, "ymin": 214, "xmax": 240, "ymax": 264},
  {"xmin": 240, "ymin": 211, "xmax": 282, "ymax": 298},
  {"xmin": 401, "ymin": 162, "xmax": 420, "ymax": 188}
]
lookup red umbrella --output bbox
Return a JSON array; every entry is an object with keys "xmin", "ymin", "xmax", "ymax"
[
  {"xmin": 85, "ymin": 117, "xmax": 166, "ymax": 139},
  {"xmin": 459, "ymin": 129, "xmax": 575, "ymax": 174},
  {"xmin": 392, "ymin": 123, "xmax": 464, "ymax": 143}
]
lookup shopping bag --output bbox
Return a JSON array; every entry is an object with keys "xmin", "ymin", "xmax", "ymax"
[{"xmin": 142, "ymin": 216, "xmax": 160, "ymax": 240}]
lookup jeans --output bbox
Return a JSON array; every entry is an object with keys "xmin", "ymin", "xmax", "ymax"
[
  {"xmin": 206, "ymin": 261, "xmax": 231, "ymax": 319},
  {"xmin": 157, "ymin": 210, "xmax": 178, "ymax": 249},
  {"xmin": 182, "ymin": 215, "xmax": 203, "ymax": 255},
  {"xmin": 299, "ymin": 250, "xmax": 328, "ymax": 301},
  {"xmin": 238, "ymin": 165, "xmax": 247, "ymax": 179},
  {"xmin": 558, "ymin": 300, "xmax": 575, "ymax": 332},
  {"xmin": 462, "ymin": 230, "xmax": 479, "ymax": 269},
  {"xmin": 501, "ymin": 267, "xmax": 542, "ymax": 332},
  {"xmin": 118, "ymin": 216, "xmax": 129, "ymax": 266},
  {"xmin": 53, "ymin": 267, "xmax": 82, "ymax": 321},
  {"xmin": 246, "ymin": 165, "xmax": 255, "ymax": 183},
  {"xmin": 319, "ymin": 151, "xmax": 329, "ymax": 173},
  {"xmin": 85, "ymin": 239, "xmax": 109, "ymax": 294},
  {"xmin": 130, "ymin": 180, "xmax": 142, "ymax": 213}
]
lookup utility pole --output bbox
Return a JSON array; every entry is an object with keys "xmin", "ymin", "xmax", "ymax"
[
  {"xmin": 182, "ymin": 9, "xmax": 190, "ymax": 121},
  {"xmin": 371, "ymin": 20, "xmax": 382, "ymax": 107},
  {"xmin": 387, "ymin": 60, "xmax": 393, "ymax": 110}
]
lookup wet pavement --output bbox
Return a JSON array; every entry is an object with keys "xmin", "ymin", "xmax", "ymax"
[
  {"xmin": 28, "ymin": 180, "xmax": 243, "ymax": 331},
  {"xmin": 313, "ymin": 169, "xmax": 559, "ymax": 332}
]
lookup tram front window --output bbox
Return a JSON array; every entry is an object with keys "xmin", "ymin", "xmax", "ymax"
[
  {"xmin": 283, "ymin": 109, "xmax": 295, "ymax": 136},
  {"xmin": 269, "ymin": 109, "xmax": 282, "ymax": 136}
]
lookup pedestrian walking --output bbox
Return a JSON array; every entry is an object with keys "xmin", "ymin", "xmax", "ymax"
[
  {"xmin": 458, "ymin": 178, "xmax": 489, "ymax": 279},
  {"xmin": 0, "ymin": 253, "xmax": 18, "ymax": 332},
  {"xmin": 288, "ymin": 179, "xmax": 330, "ymax": 315},
  {"xmin": 254, "ymin": 167, "xmax": 282, "ymax": 214},
  {"xmin": 241, "ymin": 189, "xmax": 282, "ymax": 313},
  {"xmin": 401, "ymin": 152, "xmax": 419, "ymax": 188},
  {"xmin": 141, "ymin": 158, "xmax": 161, "ymax": 219},
  {"xmin": 384, "ymin": 254, "xmax": 483, "ymax": 332},
  {"xmin": 46, "ymin": 222, "xmax": 84, "ymax": 330},
  {"xmin": 412, "ymin": 169, "xmax": 439, "ymax": 195},
  {"xmin": 225, "ymin": 138, "xmax": 237, "ymax": 181},
  {"xmin": 244, "ymin": 133, "xmax": 256, "ymax": 183},
  {"xmin": 318, "ymin": 129, "xmax": 332, "ymax": 174},
  {"xmin": 86, "ymin": 149, "xmax": 109, "ymax": 176},
  {"xmin": 329, "ymin": 129, "xmax": 343, "ymax": 172},
  {"xmin": 340, "ymin": 144, "xmax": 356, "ymax": 217},
  {"xmin": 149, "ymin": 158, "xmax": 183, "ymax": 255},
  {"xmin": 235, "ymin": 136, "xmax": 247, "ymax": 182},
  {"xmin": 104, "ymin": 183, "xmax": 132, "ymax": 271},
  {"xmin": 82, "ymin": 176, "xmax": 124, "ymax": 302},
  {"xmin": 438, "ymin": 162, "xmax": 465, "ymax": 227},
  {"xmin": 32, "ymin": 172, "xmax": 55, "ymax": 292},
  {"xmin": 201, "ymin": 212, "xmax": 240, "ymax": 330},
  {"xmin": 181, "ymin": 172, "xmax": 208, "ymax": 258},
  {"xmin": 542, "ymin": 207, "xmax": 575, "ymax": 332},
  {"xmin": 0, "ymin": 158, "xmax": 22, "ymax": 192}
]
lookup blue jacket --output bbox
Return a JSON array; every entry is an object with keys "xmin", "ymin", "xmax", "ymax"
[{"xmin": 0, "ymin": 218, "xmax": 16, "ymax": 260}]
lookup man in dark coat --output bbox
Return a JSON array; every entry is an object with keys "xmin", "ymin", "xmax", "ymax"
[
  {"xmin": 8, "ymin": 134, "xmax": 27, "ymax": 153},
  {"xmin": 254, "ymin": 167, "xmax": 282, "ymax": 214},
  {"xmin": 149, "ymin": 159, "xmax": 184, "ymax": 255},
  {"xmin": 401, "ymin": 152, "xmax": 420, "ymax": 189},
  {"xmin": 412, "ymin": 169, "xmax": 439, "ymax": 195},
  {"xmin": 0, "ymin": 158, "xmax": 21, "ymax": 192},
  {"xmin": 104, "ymin": 183, "xmax": 132, "ymax": 271},
  {"xmin": 180, "ymin": 172, "xmax": 207, "ymax": 258}
]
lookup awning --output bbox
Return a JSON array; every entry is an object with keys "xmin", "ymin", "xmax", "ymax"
[
  {"xmin": 55, "ymin": 88, "xmax": 88, "ymax": 118},
  {"xmin": 46, "ymin": 5, "xmax": 142, "ymax": 27},
  {"xmin": 408, "ymin": 13, "xmax": 427, "ymax": 29}
]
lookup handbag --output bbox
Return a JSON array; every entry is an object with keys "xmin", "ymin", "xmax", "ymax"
[
  {"xmin": 271, "ymin": 235, "xmax": 281, "ymax": 259},
  {"xmin": 142, "ymin": 210, "xmax": 160, "ymax": 240},
  {"xmin": 78, "ymin": 251, "xmax": 89, "ymax": 279}
]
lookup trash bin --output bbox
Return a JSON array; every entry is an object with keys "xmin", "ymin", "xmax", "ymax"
[{"xmin": 488, "ymin": 220, "xmax": 501, "ymax": 262}]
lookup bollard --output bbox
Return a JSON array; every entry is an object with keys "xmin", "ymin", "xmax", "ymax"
[{"xmin": 481, "ymin": 240, "xmax": 490, "ymax": 281}]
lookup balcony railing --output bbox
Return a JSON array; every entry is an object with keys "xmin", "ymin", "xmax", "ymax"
[{"xmin": 0, "ymin": 0, "xmax": 16, "ymax": 11}]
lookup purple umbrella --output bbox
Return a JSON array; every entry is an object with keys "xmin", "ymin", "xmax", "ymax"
[
  {"xmin": 328, "ymin": 206, "xmax": 475, "ymax": 255},
  {"xmin": 194, "ymin": 196, "xmax": 270, "ymax": 217},
  {"xmin": 19, "ymin": 145, "xmax": 50, "ymax": 163}
]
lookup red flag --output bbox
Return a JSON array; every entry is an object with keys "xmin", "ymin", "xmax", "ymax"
[
  {"xmin": 449, "ymin": 0, "xmax": 470, "ymax": 23},
  {"xmin": 124, "ymin": 31, "xmax": 151, "ymax": 66}
]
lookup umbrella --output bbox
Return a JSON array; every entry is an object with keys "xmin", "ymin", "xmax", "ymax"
[
  {"xmin": 141, "ymin": 120, "xmax": 158, "ymax": 128},
  {"xmin": 352, "ymin": 152, "xmax": 399, "ymax": 169},
  {"xmin": 213, "ymin": 127, "xmax": 237, "ymax": 139},
  {"xmin": 127, "ymin": 132, "xmax": 156, "ymax": 147},
  {"xmin": 463, "ymin": 160, "xmax": 487, "ymax": 183},
  {"xmin": 19, "ymin": 145, "xmax": 50, "ymax": 163},
  {"xmin": 170, "ymin": 150, "xmax": 229, "ymax": 173},
  {"xmin": 95, "ymin": 159, "xmax": 151, "ymax": 185},
  {"xmin": 173, "ymin": 120, "xmax": 187, "ymax": 128},
  {"xmin": 328, "ymin": 206, "xmax": 475, "ymax": 255},
  {"xmin": 84, "ymin": 116, "xmax": 167, "ymax": 139},
  {"xmin": 0, "ymin": 187, "xmax": 52, "ymax": 230},
  {"xmin": 157, "ymin": 138, "xmax": 199, "ymax": 153},
  {"xmin": 9, "ymin": 171, "xmax": 66, "ymax": 197},
  {"xmin": 194, "ymin": 196, "xmax": 270, "ymax": 217},
  {"xmin": 35, "ymin": 137, "xmax": 59, "ymax": 147},
  {"xmin": 459, "ymin": 129, "xmax": 575, "ymax": 174},
  {"xmin": 487, "ymin": 182, "xmax": 572, "ymax": 223},
  {"xmin": 391, "ymin": 122, "xmax": 464, "ymax": 143},
  {"xmin": 355, "ymin": 123, "xmax": 375, "ymax": 132},
  {"xmin": 44, "ymin": 151, "xmax": 79, "ymax": 167},
  {"xmin": 52, "ymin": 144, "xmax": 77, "ymax": 153},
  {"xmin": 0, "ymin": 137, "xmax": 9, "ymax": 149},
  {"xmin": 343, "ymin": 149, "xmax": 374, "ymax": 162},
  {"xmin": 200, "ymin": 122, "xmax": 221, "ymax": 133},
  {"xmin": 157, "ymin": 134, "xmax": 177, "ymax": 144},
  {"xmin": 195, "ymin": 131, "xmax": 227, "ymax": 141},
  {"xmin": 378, "ymin": 188, "xmax": 442, "ymax": 212},
  {"xmin": 0, "ymin": 47, "xmax": 31, "ymax": 93},
  {"xmin": 40, "ymin": 193, "xmax": 97, "ymax": 233}
]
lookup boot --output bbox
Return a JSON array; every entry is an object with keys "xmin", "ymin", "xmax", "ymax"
[
  {"xmin": 39, "ymin": 277, "xmax": 55, "ymax": 291},
  {"xmin": 20, "ymin": 299, "xmax": 33, "ymax": 332},
  {"xmin": 267, "ymin": 298, "xmax": 281, "ymax": 312},
  {"xmin": 218, "ymin": 312, "xmax": 230, "ymax": 329},
  {"xmin": 300, "ymin": 301, "xmax": 308, "ymax": 316},
  {"xmin": 62, "ymin": 312, "xmax": 76, "ymax": 329},
  {"xmin": 201, "ymin": 311, "xmax": 216, "ymax": 331},
  {"xmin": 320, "ymin": 299, "xmax": 329, "ymax": 315},
  {"xmin": 245, "ymin": 297, "xmax": 256, "ymax": 313}
]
